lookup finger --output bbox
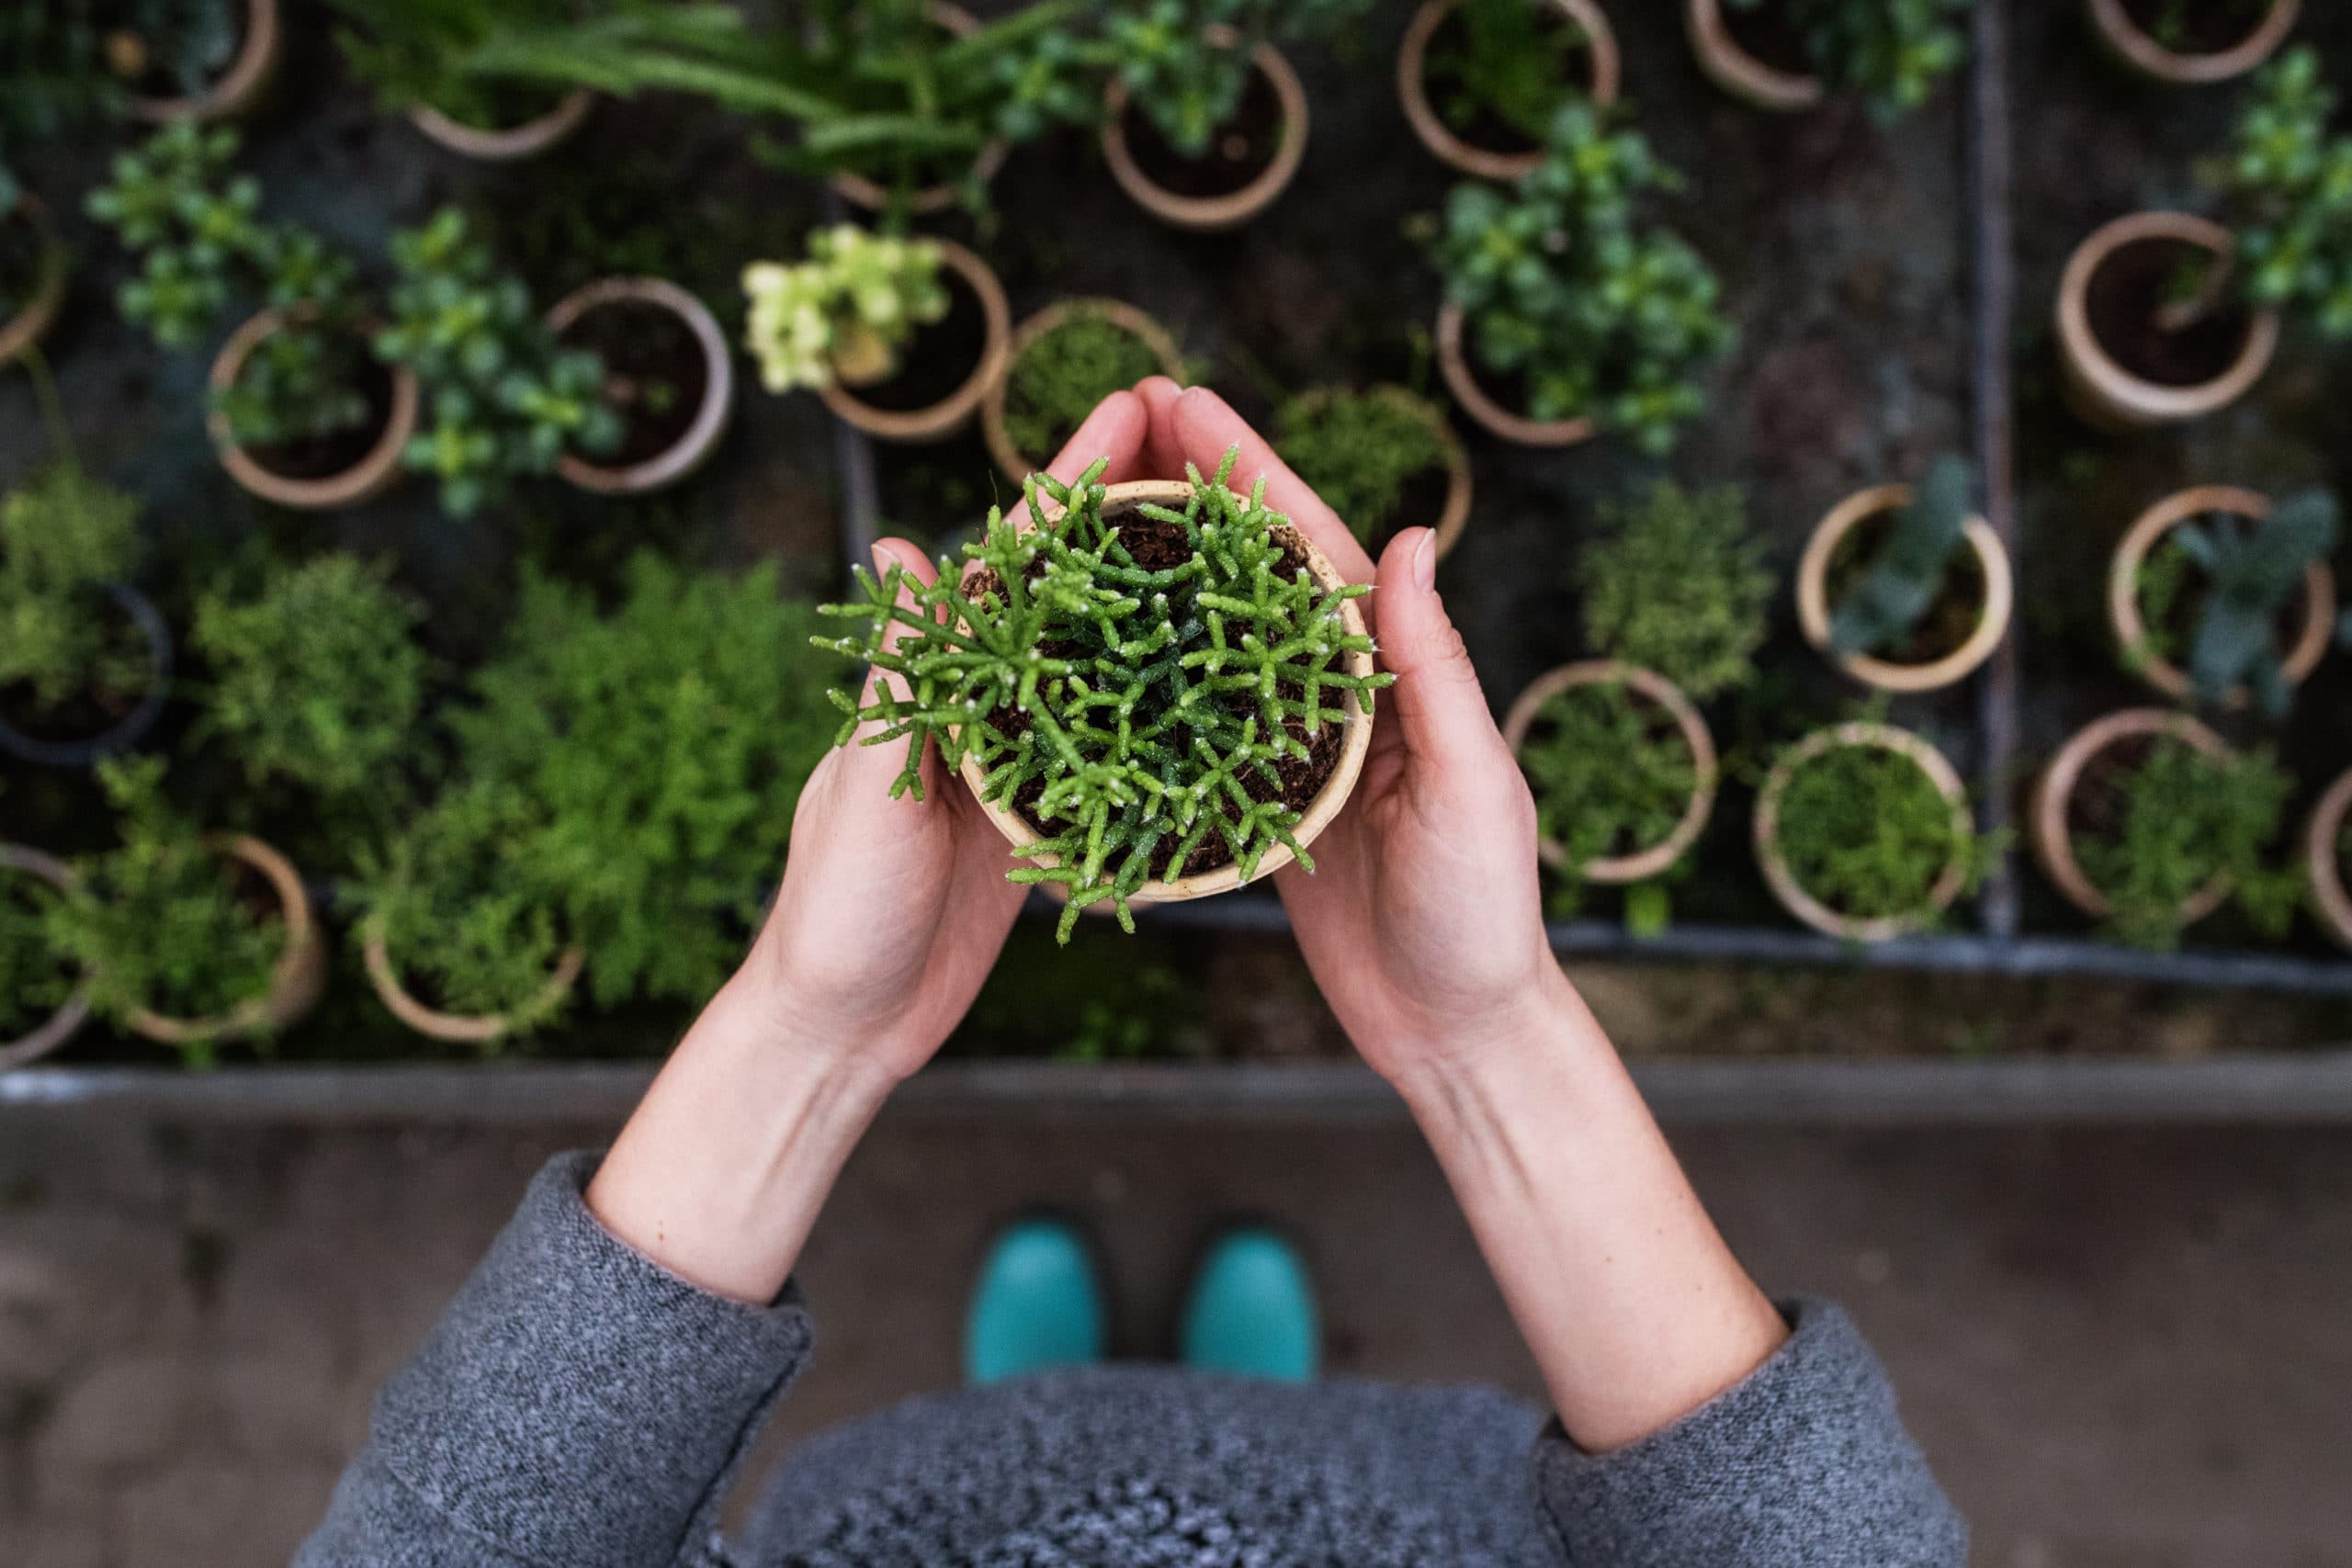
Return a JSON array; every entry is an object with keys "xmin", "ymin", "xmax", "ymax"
[
  {"xmin": 1132, "ymin": 374, "xmax": 1189, "ymax": 478},
  {"xmin": 1374, "ymin": 527, "xmax": 1508, "ymax": 772},
  {"xmin": 851, "ymin": 538, "xmax": 951, "ymax": 790},
  {"xmin": 858, "ymin": 537, "xmax": 940, "ymax": 707},
  {"xmin": 1014, "ymin": 389, "xmax": 1150, "ymax": 527},
  {"xmin": 1171, "ymin": 385, "xmax": 1377, "ymax": 589}
]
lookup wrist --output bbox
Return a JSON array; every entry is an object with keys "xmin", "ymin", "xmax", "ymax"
[{"xmin": 1376, "ymin": 964, "xmax": 1606, "ymax": 1106}]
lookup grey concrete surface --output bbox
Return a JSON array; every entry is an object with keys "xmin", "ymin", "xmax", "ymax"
[{"xmin": 2, "ymin": 1109, "xmax": 2347, "ymax": 1567}]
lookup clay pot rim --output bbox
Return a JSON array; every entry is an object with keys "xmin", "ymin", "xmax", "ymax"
[
  {"xmin": 408, "ymin": 87, "xmax": 596, "ymax": 162},
  {"xmin": 1684, "ymin": 0, "xmax": 1826, "ymax": 113},
  {"xmin": 2305, "ymin": 765, "xmax": 2352, "ymax": 953},
  {"xmin": 0, "ymin": 843, "xmax": 94, "ymax": 1072},
  {"xmin": 548, "ymin": 276, "xmax": 736, "ymax": 495},
  {"xmin": 0, "ymin": 193, "xmax": 69, "ymax": 367},
  {"xmin": 1274, "ymin": 383, "xmax": 1473, "ymax": 562},
  {"xmin": 1796, "ymin": 483, "xmax": 2014, "ymax": 694},
  {"xmin": 2056, "ymin": 211, "xmax": 2281, "ymax": 425},
  {"xmin": 2030, "ymin": 707, "xmax": 2235, "ymax": 926},
  {"xmin": 821, "ymin": 239, "xmax": 1012, "ymax": 446},
  {"xmin": 127, "ymin": 833, "xmax": 326, "ymax": 1046},
  {"xmin": 1435, "ymin": 301, "xmax": 1593, "ymax": 448},
  {"xmin": 1500, "ymin": 660, "xmax": 1719, "ymax": 884},
  {"xmin": 1396, "ymin": 0, "xmax": 1623, "ymax": 180},
  {"xmin": 0, "ymin": 583, "xmax": 175, "ymax": 770},
  {"xmin": 979, "ymin": 297, "xmax": 1186, "ymax": 484},
  {"xmin": 1753, "ymin": 721, "xmax": 1974, "ymax": 942},
  {"xmin": 361, "ymin": 913, "xmax": 587, "ymax": 1046},
  {"xmin": 951, "ymin": 480, "xmax": 1378, "ymax": 904},
  {"xmin": 207, "ymin": 307, "xmax": 418, "ymax": 511},
  {"xmin": 125, "ymin": 0, "xmax": 281, "ymax": 123},
  {"xmin": 1101, "ymin": 27, "xmax": 1308, "ymax": 231},
  {"xmin": 831, "ymin": 2, "xmax": 1010, "ymax": 216},
  {"xmin": 2108, "ymin": 484, "xmax": 2336, "ymax": 710},
  {"xmin": 2086, "ymin": 0, "xmax": 2302, "ymax": 85}
]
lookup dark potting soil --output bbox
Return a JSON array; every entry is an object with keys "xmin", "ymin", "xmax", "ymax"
[
  {"xmin": 432, "ymin": 77, "xmax": 576, "ymax": 134},
  {"xmin": 1362, "ymin": 464, "xmax": 1454, "ymax": 554},
  {"xmin": 2118, "ymin": 0, "xmax": 2277, "ymax": 53},
  {"xmin": 849, "ymin": 267, "xmax": 988, "ymax": 414},
  {"xmin": 114, "ymin": 4, "xmax": 244, "ymax": 102},
  {"xmin": 246, "ymin": 349, "xmax": 398, "ymax": 482},
  {"xmin": 1124, "ymin": 68, "xmax": 1284, "ymax": 200},
  {"xmin": 0, "ymin": 595, "xmax": 156, "ymax": 743},
  {"xmin": 560, "ymin": 299, "xmax": 710, "ymax": 468},
  {"xmin": 0, "ymin": 207, "xmax": 48, "ymax": 318},
  {"xmin": 1719, "ymin": 0, "xmax": 1815, "ymax": 77},
  {"xmin": 1825, "ymin": 513, "xmax": 1987, "ymax": 665},
  {"xmin": 2065, "ymin": 733, "xmax": 2165, "ymax": 881},
  {"xmin": 2085, "ymin": 236, "xmax": 2257, "ymax": 388}
]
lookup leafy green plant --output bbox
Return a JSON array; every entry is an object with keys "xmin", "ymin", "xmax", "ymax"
[
  {"xmin": 2133, "ymin": 488, "xmax": 2338, "ymax": 716},
  {"xmin": 2204, "ymin": 47, "xmax": 2352, "ymax": 340},
  {"xmin": 2072, "ymin": 735, "xmax": 2299, "ymax": 950},
  {"xmin": 1274, "ymin": 389, "xmax": 1452, "ymax": 545},
  {"xmin": 1516, "ymin": 679, "xmax": 1702, "ymax": 931},
  {"xmin": 820, "ymin": 450, "xmax": 1393, "ymax": 942},
  {"xmin": 1577, "ymin": 482, "xmax": 1773, "ymax": 699},
  {"xmin": 0, "ymin": 854, "xmax": 72, "ymax": 1040},
  {"xmin": 1001, "ymin": 311, "xmax": 1170, "ymax": 463},
  {"xmin": 1828, "ymin": 454, "xmax": 1976, "ymax": 659},
  {"xmin": 1108, "ymin": 0, "xmax": 1374, "ymax": 157},
  {"xmin": 1771, "ymin": 737, "xmax": 1991, "ymax": 923},
  {"xmin": 741, "ymin": 225, "xmax": 949, "ymax": 394},
  {"xmin": 0, "ymin": 466, "xmax": 149, "ymax": 712},
  {"xmin": 84, "ymin": 120, "xmax": 260, "ymax": 347},
  {"xmin": 1429, "ymin": 102, "xmax": 1733, "ymax": 453},
  {"xmin": 1724, "ymin": 0, "xmax": 1969, "ymax": 123},
  {"xmin": 1424, "ymin": 0, "xmax": 1593, "ymax": 143},
  {"xmin": 209, "ymin": 231, "xmax": 374, "ymax": 453}
]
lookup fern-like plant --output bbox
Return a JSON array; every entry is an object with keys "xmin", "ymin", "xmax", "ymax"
[
  {"xmin": 1828, "ymin": 454, "xmax": 1976, "ymax": 659},
  {"xmin": 2136, "ymin": 488, "xmax": 2338, "ymax": 716},
  {"xmin": 1577, "ymin": 482, "xmax": 1773, "ymax": 700},
  {"xmin": 741, "ymin": 225, "xmax": 948, "ymax": 394},
  {"xmin": 1771, "ymin": 735, "xmax": 1994, "ymax": 924},
  {"xmin": 1274, "ymin": 389, "xmax": 1452, "ymax": 546},
  {"xmin": 1517, "ymin": 679, "xmax": 1702, "ymax": 931},
  {"xmin": 2072, "ymin": 735, "xmax": 2299, "ymax": 951},
  {"xmin": 1001, "ymin": 311, "xmax": 1172, "ymax": 463},
  {"xmin": 0, "ymin": 847, "xmax": 72, "ymax": 1040},
  {"xmin": 1724, "ymin": 0, "xmax": 1970, "ymax": 123},
  {"xmin": 0, "ymin": 465, "xmax": 149, "ymax": 714}
]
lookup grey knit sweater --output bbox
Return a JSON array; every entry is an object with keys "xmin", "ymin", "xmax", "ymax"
[{"xmin": 295, "ymin": 1153, "xmax": 1966, "ymax": 1567}]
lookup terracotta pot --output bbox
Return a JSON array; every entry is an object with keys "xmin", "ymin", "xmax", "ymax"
[
  {"xmin": 2030, "ymin": 707, "xmax": 2233, "ymax": 925},
  {"xmin": 2304, "ymin": 766, "xmax": 2352, "ymax": 953},
  {"xmin": 2108, "ymin": 485, "xmax": 2335, "ymax": 709},
  {"xmin": 0, "ymin": 844, "xmax": 94, "ymax": 1072},
  {"xmin": 0, "ymin": 194, "xmax": 69, "ymax": 368},
  {"xmin": 362, "ymin": 915, "xmax": 586, "ymax": 1046},
  {"xmin": 126, "ymin": 835, "xmax": 326, "ymax": 1047},
  {"xmin": 548, "ymin": 277, "xmax": 734, "ymax": 495},
  {"xmin": 206, "ymin": 308, "xmax": 418, "ymax": 511},
  {"xmin": 831, "ymin": 3, "xmax": 1011, "ymax": 216},
  {"xmin": 2086, "ymin": 0, "xmax": 2301, "ymax": 84},
  {"xmin": 409, "ymin": 89, "xmax": 596, "ymax": 162},
  {"xmin": 124, "ymin": 0, "xmax": 281, "ymax": 123},
  {"xmin": 1754, "ymin": 721, "xmax": 1973, "ymax": 942},
  {"xmin": 1280, "ymin": 385, "xmax": 1472, "ymax": 560},
  {"xmin": 1796, "ymin": 483, "xmax": 2014, "ymax": 694},
  {"xmin": 1435, "ymin": 302, "xmax": 1591, "ymax": 447},
  {"xmin": 2056, "ymin": 212, "xmax": 2279, "ymax": 428},
  {"xmin": 1501, "ymin": 660, "xmax": 1718, "ymax": 882},
  {"xmin": 1102, "ymin": 27, "xmax": 1308, "ymax": 231},
  {"xmin": 980, "ymin": 298, "xmax": 1186, "ymax": 483},
  {"xmin": 953, "ymin": 480, "xmax": 1378, "ymax": 904},
  {"xmin": 0, "ymin": 583, "xmax": 175, "ymax": 770},
  {"xmin": 1685, "ymin": 0, "xmax": 1825, "ymax": 113},
  {"xmin": 1396, "ymin": 0, "xmax": 1622, "ymax": 179},
  {"xmin": 820, "ymin": 241, "xmax": 1011, "ymax": 446}
]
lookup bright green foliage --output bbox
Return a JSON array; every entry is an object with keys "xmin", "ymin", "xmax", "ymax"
[
  {"xmin": 210, "ymin": 231, "xmax": 374, "ymax": 451},
  {"xmin": 820, "ymin": 451, "xmax": 1393, "ymax": 942},
  {"xmin": 2074, "ymin": 737, "xmax": 2299, "ymax": 951},
  {"xmin": 0, "ymin": 4, "xmax": 126, "ymax": 213},
  {"xmin": 2143, "ymin": 489, "xmax": 2338, "ymax": 716},
  {"xmin": 450, "ymin": 556, "xmax": 846, "ymax": 1007},
  {"xmin": 1274, "ymin": 389, "xmax": 1452, "ymax": 545},
  {"xmin": 1577, "ymin": 482, "xmax": 1773, "ymax": 700},
  {"xmin": 987, "ymin": 14, "xmax": 1114, "ymax": 143},
  {"xmin": 2209, "ymin": 48, "xmax": 2352, "ymax": 339},
  {"xmin": 0, "ymin": 854, "xmax": 71, "ymax": 1038},
  {"xmin": 84, "ymin": 120, "xmax": 257, "ymax": 347},
  {"xmin": 377, "ymin": 209, "xmax": 623, "ymax": 517},
  {"xmin": 1429, "ymin": 103, "xmax": 1733, "ymax": 453},
  {"xmin": 1001, "ymin": 312, "xmax": 1170, "ymax": 464},
  {"xmin": 1727, "ymin": 0, "xmax": 1969, "ymax": 124},
  {"xmin": 1426, "ymin": 0, "xmax": 1593, "ymax": 142},
  {"xmin": 1517, "ymin": 680, "xmax": 1702, "ymax": 919},
  {"xmin": 1829, "ymin": 454, "xmax": 1975, "ymax": 658},
  {"xmin": 1108, "ymin": 0, "xmax": 1373, "ymax": 157},
  {"xmin": 741, "ymin": 226, "xmax": 948, "ymax": 394},
  {"xmin": 191, "ymin": 557, "xmax": 430, "ymax": 805},
  {"xmin": 1771, "ymin": 738, "xmax": 1985, "ymax": 923},
  {"xmin": 0, "ymin": 467, "xmax": 148, "ymax": 710}
]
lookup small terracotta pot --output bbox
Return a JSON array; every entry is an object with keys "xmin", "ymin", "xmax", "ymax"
[
  {"xmin": 1797, "ymin": 483, "xmax": 2014, "ymax": 694},
  {"xmin": 2056, "ymin": 212, "xmax": 2279, "ymax": 428},
  {"xmin": 831, "ymin": 3, "xmax": 1011, "ymax": 216},
  {"xmin": 1501, "ymin": 660, "xmax": 1718, "ymax": 882},
  {"xmin": 1396, "ymin": 0, "xmax": 1622, "ymax": 179},
  {"xmin": 2030, "ymin": 707, "xmax": 2233, "ymax": 925},
  {"xmin": 954, "ymin": 480, "xmax": 1378, "ymax": 904},
  {"xmin": 0, "ymin": 194, "xmax": 69, "ymax": 368},
  {"xmin": 820, "ymin": 241, "xmax": 1011, "ymax": 446},
  {"xmin": 1754, "ymin": 721, "xmax": 1973, "ymax": 942},
  {"xmin": 980, "ymin": 298, "xmax": 1186, "ymax": 483},
  {"xmin": 207, "ymin": 308, "xmax": 418, "ymax": 511},
  {"xmin": 1102, "ymin": 27, "xmax": 1308, "ymax": 231},
  {"xmin": 361, "ymin": 914, "xmax": 586, "ymax": 1047},
  {"xmin": 1685, "ymin": 0, "xmax": 1825, "ymax": 113},
  {"xmin": 2086, "ymin": 0, "xmax": 2301, "ymax": 85},
  {"xmin": 548, "ymin": 277, "xmax": 734, "ymax": 495},
  {"xmin": 2304, "ymin": 766, "xmax": 2352, "ymax": 953},
  {"xmin": 0, "ymin": 583, "xmax": 175, "ymax": 770},
  {"xmin": 126, "ymin": 834, "xmax": 325, "ymax": 1047},
  {"xmin": 1435, "ymin": 302, "xmax": 1591, "ymax": 448},
  {"xmin": 2108, "ymin": 485, "xmax": 2335, "ymax": 709},
  {"xmin": 124, "ymin": 0, "xmax": 281, "ymax": 123},
  {"xmin": 1281, "ymin": 385, "xmax": 1472, "ymax": 560},
  {"xmin": 409, "ymin": 88, "xmax": 596, "ymax": 162},
  {"xmin": 0, "ymin": 844, "xmax": 94, "ymax": 1072}
]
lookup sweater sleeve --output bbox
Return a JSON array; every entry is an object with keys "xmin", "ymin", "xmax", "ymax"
[
  {"xmin": 1529, "ymin": 1298, "xmax": 1966, "ymax": 1568},
  {"xmin": 295, "ymin": 1151, "xmax": 813, "ymax": 1568}
]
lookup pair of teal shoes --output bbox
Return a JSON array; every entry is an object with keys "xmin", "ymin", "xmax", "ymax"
[{"xmin": 965, "ymin": 1218, "xmax": 1319, "ymax": 1385}]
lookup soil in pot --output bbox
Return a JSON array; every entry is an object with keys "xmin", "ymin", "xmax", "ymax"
[
  {"xmin": 1421, "ymin": 1, "xmax": 1600, "ymax": 158},
  {"xmin": 0, "ymin": 594, "xmax": 160, "ymax": 746},
  {"xmin": 1826, "ymin": 513, "xmax": 1988, "ymax": 665},
  {"xmin": 426, "ymin": 78, "xmax": 577, "ymax": 138},
  {"xmin": 2118, "ymin": 0, "xmax": 2277, "ymax": 53},
  {"xmin": 0, "ymin": 206, "xmax": 51, "ymax": 322},
  {"xmin": 1122, "ymin": 68, "xmax": 1285, "ymax": 201},
  {"xmin": 558, "ymin": 299, "xmax": 710, "ymax": 468},
  {"xmin": 234, "ymin": 344, "xmax": 397, "ymax": 482},
  {"xmin": 1716, "ymin": 0, "xmax": 1815, "ymax": 78},
  {"xmin": 2085, "ymin": 237, "xmax": 2256, "ymax": 388},
  {"xmin": 0, "ymin": 869, "xmax": 74, "ymax": 1041},
  {"xmin": 839, "ymin": 265, "xmax": 989, "ymax": 415},
  {"xmin": 1001, "ymin": 314, "xmax": 1169, "ymax": 461},
  {"xmin": 106, "ymin": 3, "xmax": 243, "ymax": 102}
]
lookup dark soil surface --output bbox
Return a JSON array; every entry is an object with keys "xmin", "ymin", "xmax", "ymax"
[
  {"xmin": 245, "ymin": 345, "xmax": 396, "ymax": 481},
  {"xmin": 0, "ymin": 206, "xmax": 48, "ymax": 316},
  {"xmin": 560, "ymin": 299, "xmax": 709, "ymax": 468},
  {"xmin": 1419, "ymin": 2, "xmax": 1596, "ymax": 155},
  {"xmin": 843, "ymin": 266, "xmax": 988, "ymax": 413},
  {"xmin": 1719, "ymin": 0, "xmax": 1815, "ymax": 76},
  {"xmin": 1124, "ymin": 68, "xmax": 1284, "ymax": 199},
  {"xmin": 2117, "ymin": 0, "xmax": 2278, "ymax": 54},
  {"xmin": 2083, "ymin": 236, "xmax": 2255, "ymax": 388},
  {"xmin": 1369, "ymin": 463, "xmax": 1454, "ymax": 552},
  {"xmin": 1825, "ymin": 512, "xmax": 1987, "ymax": 664}
]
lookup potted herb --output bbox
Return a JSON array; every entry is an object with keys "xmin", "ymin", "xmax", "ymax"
[
  {"xmin": 2031, "ymin": 707, "xmax": 2301, "ymax": 949},
  {"xmin": 743, "ymin": 226, "xmax": 1011, "ymax": 445},
  {"xmin": 1501, "ymin": 660, "xmax": 1718, "ymax": 934},
  {"xmin": 2305, "ymin": 764, "xmax": 2352, "ymax": 953},
  {"xmin": 1576, "ymin": 481, "xmax": 1775, "ymax": 700},
  {"xmin": 2109, "ymin": 485, "xmax": 2338, "ymax": 715},
  {"xmin": 1429, "ymin": 102, "xmax": 1734, "ymax": 453},
  {"xmin": 1797, "ymin": 455, "xmax": 2013, "ymax": 694},
  {"xmin": 1689, "ymin": 0, "xmax": 1969, "ymax": 119},
  {"xmin": 818, "ymin": 453, "xmax": 1393, "ymax": 942},
  {"xmin": 981, "ymin": 297, "xmax": 1186, "ymax": 481},
  {"xmin": 548, "ymin": 276, "xmax": 735, "ymax": 495},
  {"xmin": 2086, "ymin": 0, "xmax": 2301, "ymax": 85},
  {"xmin": 112, "ymin": 0, "xmax": 282, "ymax": 125},
  {"xmin": 1274, "ymin": 385, "xmax": 1470, "ymax": 559},
  {"xmin": 0, "ymin": 840, "xmax": 90, "ymax": 1071},
  {"xmin": 1754, "ymin": 720, "xmax": 1989, "ymax": 942},
  {"xmin": 805, "ymin": 1, "xmax": 1018, "ymax": 217},
  {"xmin": 1397, "ymin": 0, "xmax": 1621, "ymax": 179},
  {"xmin": 0, "ymin": 193, "xmax": 68, "ymax": 367}
]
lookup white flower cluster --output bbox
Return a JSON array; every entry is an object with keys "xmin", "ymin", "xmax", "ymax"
[{"xmin": 741, "ymin": 225, "xmax": 950, "ymax": 393}]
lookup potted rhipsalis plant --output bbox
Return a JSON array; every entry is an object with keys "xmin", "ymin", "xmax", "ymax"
[
  {"xmin": 2086, "ymin": 0, "xmax": 2301, "ymax": 85},
  {"xmin": 818, "ymin": 452, "xmax": 1393, "ymax": 942},
  {"xmin": 2031, "ymin": 708, "xmax": 2301, "ymax": 949},
  {"xmin": 1397, "ymin": 0, "xmax": 1621, "ymax": 179},
  {"xmin": 1576, "ymin": 481, "xmax": 1776, "ymax": 702},
  {"xmin": 1798, "ymin": 454, "xmax": 2013, "ymax": 694},
  {"xmin": 1274, "ymin": 385, "xmax": 1471, "ymax": 559},
  {"xmin": 981, "ymin": 297, "xmax": 1186, "ymax": 482},
  {"xmin": 46, "ymin": 758, "xmax": 325, "ymax": 1063},
  {"xmin": 2304, "ymin": 764, "xmax": 2352, "ymax": 953},
  {"xmin": 744, "ymin": 225, "xmax": 1010, "ymax": 445},
  {"xmin": 107, "ymin": 0, "xmax": 283, "ymax": 124},
  {"xmin": 1, "ymin": 836, "xmax": 91, "ymax": 1070},
  {"xmin": 1689, "ymin": 0, "xmax": 1969, "ymax": 118},
  {"xmin": 2109, "ymin": 485, "xmax": 2339, "ymax": 715},
  {"xmin": 546, "ymin": 276, "xmax": 735, "ymax": 495},
  {"xmin": 1428, "ymin": 102, "xmax": 1733, "ymax": 452}
]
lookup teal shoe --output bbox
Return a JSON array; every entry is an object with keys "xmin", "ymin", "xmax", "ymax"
[
  {"xmin": 964, "ymin": 1217, "xmax": 1108, "ymax": 1385},
  {"xmin": 1179, "ymin": 1225, "xmax": 1318, "ymax": 1382}
]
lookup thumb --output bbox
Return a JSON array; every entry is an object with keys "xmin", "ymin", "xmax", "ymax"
[{"xmin": 1373, "ymin": 527, "xmax": 1505, "ymax": 770}]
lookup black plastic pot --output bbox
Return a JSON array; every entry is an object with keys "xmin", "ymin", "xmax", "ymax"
[{"xmin": 0, "ymin": 584, "xmax": 174, "ymax": 769}]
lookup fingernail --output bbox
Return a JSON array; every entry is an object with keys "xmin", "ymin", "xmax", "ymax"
[
  {"xmin": 1410, "ymin": 528, "xmax": 1437, "ymax": 592},
  {"xmin": 869, "ymin": 543, "xmax": 894, "ymax": 578}
]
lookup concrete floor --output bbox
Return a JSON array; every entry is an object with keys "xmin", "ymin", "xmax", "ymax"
[{"xmin": 2, "ymin": 1106, "xmax": 2347, "ymax": 1567}]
